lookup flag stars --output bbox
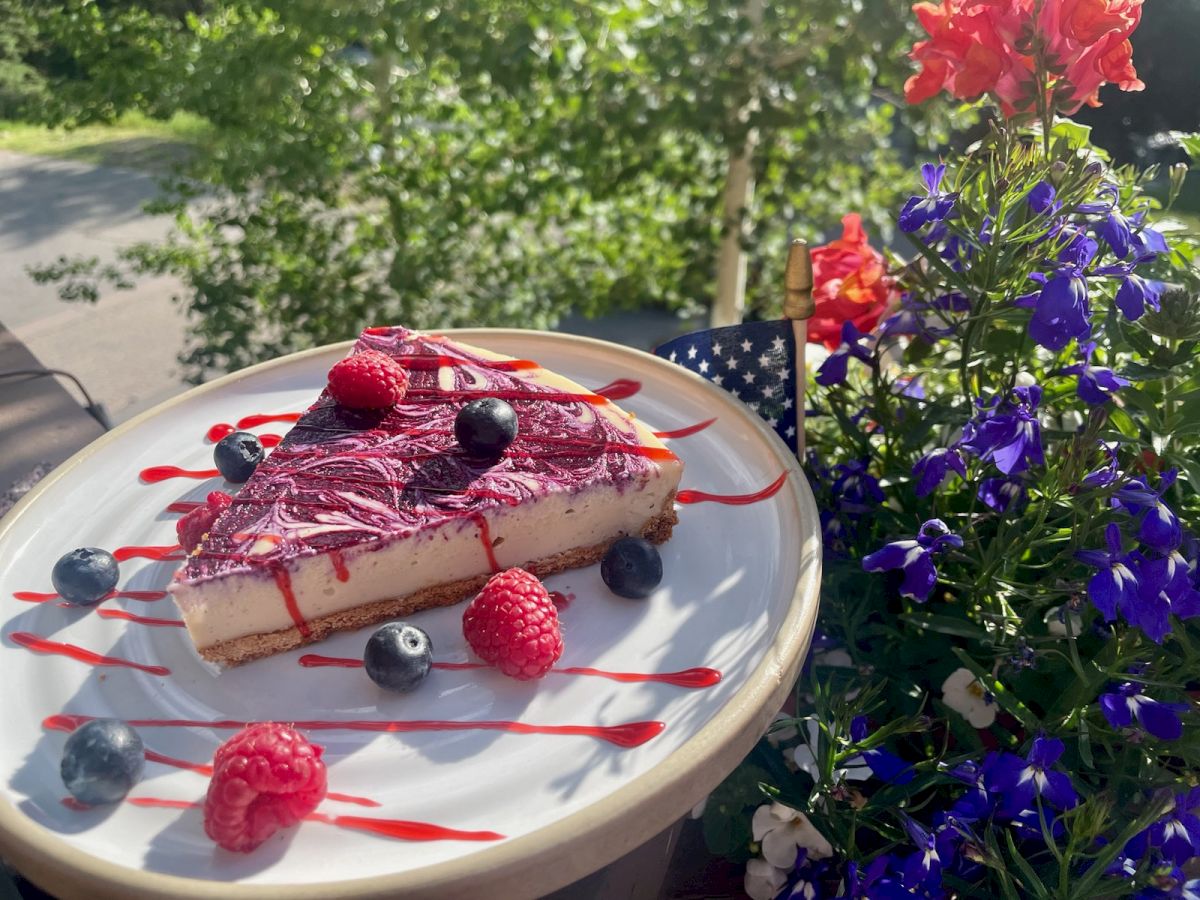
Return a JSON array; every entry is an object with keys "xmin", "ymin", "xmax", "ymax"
[
  {"xmin": 698, "ymin": 359, "xmax": 710, "ymax": 373},
  {"xmin": 743, "ymin": 371, "xmax": 757, "ymax": 385},
  {"xmin": 783, "ymin": 397, "xmax": 794, "ymax": 410},
  {"xmin": 687, "ymin": 345, "xmax": 698, "ymax": 360},
  {"xmin": 758, "ymin": 354, "xmax": 772, "ymax": 369},
  {"xmin": 777, "ymin": 367, "xmax": 790, "ymax": 382},
  {"xmin": 712, "ymin": 374, "xmax": 724, "ymax": 386},
  {"xmin": 761, "ymin": 384, "xmax": 776, "ymax": 399},
  {"xmin": 786, "ymin": 426, "xmax": 796, "ymax": 439},
  {"xmin": 668, "ymin": 351, "xmax": 677, "ymax": 363},
  {"xmin": 712, "ymin": 342, "xmax": 722, "ymax": 356},
  {"xmin": 767, "ymin": 417, "xmax": 779, "ymax": 428},
  {"xmin": 741, "ymin": 339, "xmax": 753, "ymax": 353},
  {"xmin": 772, "ymin": 335, "xmax": 786, "ymax": 352},
  {"xmin": 727, "ymin": 356, "xmax": 740, "ymax": 370}
]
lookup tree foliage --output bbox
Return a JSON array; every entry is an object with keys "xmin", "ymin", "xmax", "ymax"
[{"xmin": 27, "ymin": 0, "xmax": 967, "ymax": 380}]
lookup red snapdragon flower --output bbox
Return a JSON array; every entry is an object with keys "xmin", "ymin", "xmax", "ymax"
[
  {"xmin": 807, "ymin": 214, "xmax": 897, "ymax": 350},
  {"xmin": 904, "ymin": 0, "xmax": 1144, "ymax": 116}
]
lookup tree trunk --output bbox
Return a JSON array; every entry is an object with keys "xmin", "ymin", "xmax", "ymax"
[{"xmin": 710, "ymin": 0, "xmax": 764, "ymax": 328}]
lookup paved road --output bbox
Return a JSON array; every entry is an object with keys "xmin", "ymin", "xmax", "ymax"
[{"xmin": 0, "ymin": 150, "xmax": 187, "ymax": 424}]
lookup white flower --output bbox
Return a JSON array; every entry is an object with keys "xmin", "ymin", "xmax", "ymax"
[
  {"xmin": 766, "ymin": 712, "xmax": 800, "ymax": 747},
  {"xmin": 1015, "ymin": 370, "xmax": 1037, "ymax": 387},
  {"xmin": 791, "ymin": 719, "xmax": 870, "ymax": 784},
  {"xmin": 751, "ymin": 802, "xmax": 834, "ymax": 867},
  {"xmin": 744, "ymin": 855, "xmax": 788, "ymax": 900},
  {"xmin": 941, "ymin": 667, "xmax": 997, "ymax": 728}
]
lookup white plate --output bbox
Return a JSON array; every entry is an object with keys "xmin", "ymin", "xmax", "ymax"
[{"xmin": 0, "ymin": 329, "xmax": 820, "ymax": 899}]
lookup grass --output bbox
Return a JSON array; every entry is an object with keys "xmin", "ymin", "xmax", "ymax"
[{"xmin": 0, "ymin": 111, "xmax": 211, "ymax": 171}]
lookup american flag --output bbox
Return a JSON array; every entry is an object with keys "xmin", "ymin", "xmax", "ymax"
[{"xmin": 654, "ymin": 319, "xmax": 801, "ymax": 455}]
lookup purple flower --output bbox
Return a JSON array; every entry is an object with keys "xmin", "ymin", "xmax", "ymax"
[
  {"xmin": 960, "ymin": 386, "xmax": 1045, "ymax": 475},
  {"xmin": 832, "ymin": 460, "xmax": 885, "ymax": 514},
  {"xmin": 977, "ymin": 476, "xmax": 1026, "ymax": 513},
  {"xmin": 816, "ymin": 322, "xmax": 873, "ymax": 387},
  {"xmin": 986, "ymin": 735, "xmax": 1078, "ymax": 815},
  {"xmin": 1022, "ymin": 232, "xmax": 1099, "ymax": 350},
  {"xmin": 849, "ymin": 716, "xmax": 915, "ymax": 785},
  {"xmin": 1027, "ymin": 181, "xmax": 1057, "ymax": 214},
  {"xmin": 912, "ymin": 447, "xmax": 967, "ymax": 497},
  {"xmin": 1062, "ymin": 342, "xmax": 1129, "ymax": 405},
  {"xmin": 1133, "ymin": 867, "xmax": 1200, "ymax": 900},
  {"xmin": 1081, "ymin": 441, "xmax": 1119, "ymax": 489},
  {"xmin": 1114, "ymin": 270, "xmax": 1165, "ymax": 320},
  {"xmin": 900, "ymin": 817, "xmax": 950, "ymax": 892},
  {"xmin": 899, "ymin": 163, "xmax": 956, "ymax": 233},
  {"xmin": 1140, "ymin": 550, "xmax": 1200, "ymax": 620},
  {"xmin": 862, "ymin": 519, "xmax": 962, "ymax": 602},
  {"xmin": 1076, "ymin": 523, "xmax": 1140, "ymax": 622},
  {"xmin": 1098, "ymin": 208, "xmax": 1135, "ymax": 259},
  {"xmin": 1149, "ymin": 789, "xmax": 1200, "ymax": 866},
  {"xmin": 1115, "ymin": 470, "xmax": 1182, "ymax": 553},
  {"xmin": 1130, "ymin": 219, "xmax": 1169, "ymax": 262},
  {"xmin": 1099, "ymin": 681, "xmax": 1187, "ymax": 740}
]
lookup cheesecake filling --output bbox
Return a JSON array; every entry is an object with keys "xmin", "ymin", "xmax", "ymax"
[{"xmin": 172, "ymin": 473, "xmax": 676, "ymax": 650}]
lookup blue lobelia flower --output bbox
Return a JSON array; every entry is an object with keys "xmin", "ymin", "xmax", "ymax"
[
  {"xmin": 1027, "ymin": 181, "xmax": 1057, "ymax": 215},
  {"xmin": 1062, "ymin": 341, "xmax": 1129, "ymax": 405},
  {"xmin": 1148, "ymin": 789, "xmax": 1200, "ymax": 866},
  {"xmin": 943, "ymin": 759, "xmax": 994, "ymax": 824},
  {"xmin": 1099, "ymin": 680, "xmax": 1187, "ymax": 740},
  {"xmin": 1128, "ymin": 551, "xmax": 1200, "ymax": 642},
  {"xmin": 899, "ymin": 817, "xmax": 951, "ymax": 893},
  {"xmin": 849, "ymin": 717, "xmax": 915, "ymax": 785},
  {"xmin": 862, "ymin": 519, "xmax": 963, "ymax": 603},
  {"xmin": 1081, "ymin": 441, "xmax": 1120, "ymax": 489},
  {"xmin": 1129, "ymin": 213, "xmax": 1170, "ymax": 262},
  {"xmin": 960, "ymin": 385, "xmax": 1045, "ymax": 476},
  {"xmin": 816, "ymin": 321, "xmax": 874, "ymax": 387},
  {"xmin": 1097, "ymin": 207, "xmax": 1136, "ymax": 259},
  {"xmin": 985, "ymin": 735, "xmax": 1078, "ymax": 815},
  {"xmin": 1115, "ymin": 270, "xmax": 1165, "ymax": 320},
  {"xmin": 1133, "ymin": 866, "xmax": 1200, "ymax": 900},
  {"xmin": 1076, "ymin": 522, "xmax": 1141, "ymax": 623},
  {"xmin": 899, "ymin": 163, "xmax": 957, "ymax": 233},
  {"xmin": 912, "ymin": 447, "xmax": 967, "ymax": 497},
  {"xmin": 1024, "ymin": 233, "xmax": 1098, "ymax": 350},
  {"xmin": 1115, "ymin": 470, "xmax": 1183, "ymax": 553},
  {"xmin": 977, "ymin": 476, "xmax": 1027, "ymax": 513}
]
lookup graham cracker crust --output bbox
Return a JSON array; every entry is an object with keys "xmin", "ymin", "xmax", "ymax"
[{"xmin": 200, "ymin": 498, "xmax": 678, "ymax": 668}]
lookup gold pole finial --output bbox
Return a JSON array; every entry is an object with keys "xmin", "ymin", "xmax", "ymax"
[{"xmin": 782, "ymin": 239, "xmax": 814, "ymax": 321}]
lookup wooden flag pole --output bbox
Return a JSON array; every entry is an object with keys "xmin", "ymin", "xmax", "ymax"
[{"xmin": 782, "ymin": 240, "xmax": 815, "ymax": 457}]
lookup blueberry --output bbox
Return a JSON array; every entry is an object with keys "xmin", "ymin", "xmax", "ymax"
[
  {"xmin": 601, "ymin": 537, "xmax": 663, "ymax": 599},
  {"xmin": 364, "ymin": 623, "xmax": 433, "ymax": 692},
  {"xmin": 454, "ymin": 398, "xmax": 518, "ymax": 459},
  {"xmin": 214, "ymin": 431, "xmax": 265, "ymax": 483},
  {"xmin": 51, "ymin": 548, "xmax": 119, "ymax": 606},
  {"xmin": 60, "ymin": 719, "xmax": 145, "ymax": 806}
]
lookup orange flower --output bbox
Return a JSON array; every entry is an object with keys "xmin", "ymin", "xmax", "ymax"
[
  {"xmin": 806, "ymin": 214, "xmax": 896, "ymax": 350},
  {"xmin": 904, "ymin": 0, "xmax": 1145, "ymax": 116}
]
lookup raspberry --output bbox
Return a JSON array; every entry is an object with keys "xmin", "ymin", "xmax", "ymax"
[
  {"xmin": 176, "ymin": 491, "xmax": 232, "ymax": 553},
  {"xmin": 203, "ymin": 723, "xmax": 327, "ymax": 853},
  {"xmin": 462, "ymin": 568, "xmax": 563, "ymax": 680},
  {"xmin": 327, "ymin": 350, "xmax": 409, "ymax": 409}
]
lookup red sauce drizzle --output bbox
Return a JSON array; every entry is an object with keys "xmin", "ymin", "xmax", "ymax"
[
  {"xmin": 141, "ymin": 749, "xmax": 377, "ymax": 807},
  {"xmin": 329, "ymin": 549, "xmax": 350, "ymax": 582},
  {"xmin": 96, "ymin": 609, "xmax": 185, "ymax": 628},
  {"xmin": 470, "ymin": 513, "xmax": 501, "ymax": 573},
  {"xmin": 140, "ymin": 466, "xmax": 221, "ymax": 484},
  {"xmin": 593, "ymin": 378, "xmax": 641, "ymax": 401},
  {"xmin": 45, "ymin": 714, "xmax": 664, "ymax": 748},
  {"xmin": 66, "ymin": 798, "xmax": 484, "ymax": 839},
  {"xmin": 306, "ymin": 811, "xmax": 504, "ymax": 842},
  {"xmin": 11, "ymin": 633, "xmax": 170, "ymax": 676},
  {"xmin": 236, "ymin": 412, "xmax": 302, "ymax": 429},
  {"xmin": 676, "ymin": 471, "xmax": 789, "ymax": 506},
  {"xmin": 388, "ymin": 354, "xmax": 538, "ymax": 373},
  {"xmin": 114, "ymin": 544, "xmax": 184, "ymax": 562},
  {"xmin": 298, "ymin": 655, "xmax": 720, "ymax": 688},
  {"xmin": 165, "ymin": 501, "xmax": 203, "ymax": 514},
  {"xmin": 653, "ymin": 418, "xmax": 717, "ymax": 440},
  {"xmin": 207, "ymin": 424, "xmax": 281, "ymax": 446},
  {"xmin": 13, "ymin": 590, "xmax": 166, "ymax": 604},
  {"xmin": 272, "ymin": 566, "xmax": 311, "ymax": 638}
]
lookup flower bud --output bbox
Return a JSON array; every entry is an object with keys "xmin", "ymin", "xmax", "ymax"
[
  {"xmin": 1143, "ymin": 287, "xmax": 1200, "ymax": 341},
  {"xmin": 1014, "ymin": 371, "xmax": 1037, "ymax": 387},
  {"xmin": 1050, "ymin": 160, "xmax": 1068, "ymax": 178},
  {"xmin": 1084, "ymin": 161, "xmax": 1104, "ymax": 177}
]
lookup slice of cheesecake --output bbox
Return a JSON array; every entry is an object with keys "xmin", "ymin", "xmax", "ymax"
[{"xmin": 169, "ymin": 326, "xmax": 682, "ymax": 666}]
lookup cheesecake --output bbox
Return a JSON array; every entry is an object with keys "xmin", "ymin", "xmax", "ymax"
[{"xmin": 169, "ymin": 327, "xmax": 682, "ymax": 666}]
